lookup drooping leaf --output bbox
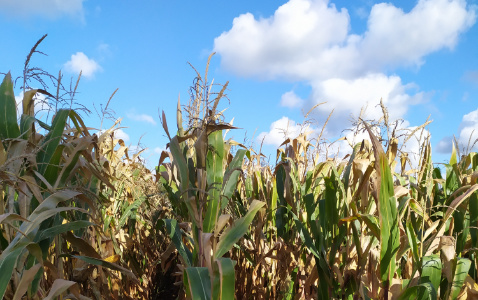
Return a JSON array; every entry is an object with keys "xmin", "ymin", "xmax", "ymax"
[{"xmin": 214, "ymin": 200, "xmax": 264, "ymax": 259}]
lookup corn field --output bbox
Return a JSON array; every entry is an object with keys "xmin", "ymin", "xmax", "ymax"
[{"xmin": 1, "ymin": 41, "xmax": 478, "ymax": 299}]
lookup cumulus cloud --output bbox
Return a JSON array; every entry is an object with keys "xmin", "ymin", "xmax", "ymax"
[
  {"xmin": 63, "ymin": 52, "xmax": 101, "ymax": 79},
  {"xmin": 0, "ymin": 0, "xmax": 84, "ymax": 20},
  {"xmin": 127, "ymin": 113, "xmax": 157, "ymax": 125},
  {"xmin": 214, "ymin": 0, "xmax": 475, "ymax": 80},
  {"xmin": 437, "ymin": 108, "xmax": 478, "ymax": 154},
  {"xmin": 214, "ymin": 0, "xmax": 476, "ymax": 137},
  {"xmin": 280, "ymin": 91, "xmax": 305, "ymax": 108},
  {"xmin": 114, "ymin": 129, "xmax": 130, "ymax": 142},
  {"xmin": 309, "ymin": 74, "xmax": 427, "ymax": 132},
  {"xmin": 257, "ymin": 116, "xmax": 311, "ymax": 147}
]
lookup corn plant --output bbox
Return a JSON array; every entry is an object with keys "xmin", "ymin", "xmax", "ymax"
[{"xmin": 156, "ymin": 54, "xmax": 265, "ymax": 299}]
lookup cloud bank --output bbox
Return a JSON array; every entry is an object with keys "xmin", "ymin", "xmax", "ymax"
[{"xmin": 214, "ymin": 0, "xmax": 476, "ymax": 142}]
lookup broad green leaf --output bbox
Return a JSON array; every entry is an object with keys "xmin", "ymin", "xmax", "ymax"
[
  {"xmin": 214, "ymin": 200, "xmax": 264, "ymax": 259},
  {"xmin": 378, "ymin": 153, "xmax": 400, "ymax": 282},
  {"xmin": 212, "ymin": 258, "xmax": 236, "ymax": 300},
  {"xmin": 184, "ymin": 267, "xmax": 211, "ymax": 300},
  {"xmin": 0, "ymin": 72, "xmax": 20, "ymax": 140},
  {"xmin": 159, "ymin": 219, "xmax": 192, "ymax": 267},
  {"xmin": 221, "ymin": 149, "xmax": 246, "ymax": 208},
  {"xmin": 0, "ymin": 246, "xmax": 26, "ymax": 299},
  {"xmin": 37, "ymin": 109, "xmax": 70, "ymax": 175},
  {"xmin": 359, "ymin": 214, "xmax": 380, "ymax": 240},
  {"xmin": 204, "ymin": 130, "xmax": 225, "ymax": 233},
  {"xmin": 420, "ymin": 255, "xmax": 441, "ymax": 295},
  {"xmin": 397, "ymin": 283, "xmax": 434, "ymax": 300},
  {"xmin": 19, "ymin": 114, "xmax": 35, "ymax": 140},
  {"xmin": 118, "ymin": 197, "xmax": 145, "ymax": 228},
  {"xmin": 406, "ymin": 220, "xmax": 419, "ymax": 267},
  {"xmin": 36, "ymin": 220, "xmax": 94, "ymax": 242},
  {"xmin": 449, "ymin": 258, "xmax": 471, "ymax": 300}
]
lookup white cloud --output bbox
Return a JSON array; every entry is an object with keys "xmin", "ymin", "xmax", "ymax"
[
  {"xmin": 309, "ymin": 74, "xmax": 427, "ymax": 132},
  {"xmin": 0, "ymin": 0, "xmax": 84, "ymax": 20},
  {"xmin": 127, "ymin": 113, "xmax": 157, "ymax": 125},
  {"xmin": 114, "ymin": 129, "xmax": 130, "ymax": 142},
  {"xmin": 257, "ymin": 116, "xmax": 310, "ymax": 147},
  {"xmin": 214, "ymin": 0, "xmax": 475, "ymax": 80},
  {"xmin": 437, "ymin": 108, "xmax": 478, "ymax": 154},
  {"xmin": 280, "ymin": 91, "xmax": 305, "ymax": 108},
  {"xmin": 63, "ymin": 52, "xmax": 101, "ymax": 79},
  {"xmin": 214, "ymin": 0, "xmax": 475, "ymax": 137}
]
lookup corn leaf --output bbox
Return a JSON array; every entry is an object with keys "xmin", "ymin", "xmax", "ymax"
[
  {"xmin": 0, "ymin": 73, "xmax": 20, "ymax": 140},
  {"xmin": 159, "ymin": 219, "xmax": 192, "ymax": 267},
  {"xmin": 184, "ymin": 267, "xmax": 211, "ymax": 300},
  {"xmin": 204, "ymin": 130, "xmax": 225, "ymax": 233},
  {"xmin": 378, "ymin": 152, "xmax": 400, "ymax": 282},
  {"xmin": 43, "ymin": 279, "xmax": 78, "ymax": 300},
  {"xmin": 212, "ymin": 258, "xmax": 236, "ymax": 300},
  {"xmin": 420, "ymin": 255, "xmax": 441, "ymax": 295},
  {"xmin": 37, "ymin": 109, "xmax": 70, "ymax": 175},
  {"xmin": 450, "ymin": 258, "xmax": 471, "ymax": 300},
  {"xmin": 214, "ymin": 200, "xmax": 264, "ymax": 259}
]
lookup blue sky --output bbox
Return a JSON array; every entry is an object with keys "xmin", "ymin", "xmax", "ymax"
[{"xmin": 1, "ymin": 0, "xmax": 478, "ymax": 168}]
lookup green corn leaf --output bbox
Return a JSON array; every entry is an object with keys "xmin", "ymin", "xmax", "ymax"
[
  {"xmin": 204, "ymin": 130, "xmax": 225, "ymax": 233},
  {"xmin": 221, "ymin": 149, "xmax": 246, "ymax": 209},
  {"xmin": 37, "ymin": 109, "xmax": 70, "ymax": 175},
  {"xmin": 118, "ymin": 197, "xmax": 145, "ymax": 228},
  {"xmin": 36, "ymin": 220, "xmax": 94, "ymax": 242},
  {"xmin": 214, "ymin": 200, "xmax": 264, "ymax": 259},
  {"xmin": 358, "ymin": 214, "xmax": 380, "ymax": 240},
  {"xmin": 0, "ymin": 244, "xmax": 27, "ymax": 299},
  {"xmin": 449, "ymin": 258, "xmax": 471, "ymax": 300},
  {"xmin": 397, "ymin": 282, "xmax": 434, "ymax": 300},
  {"xmin": 19, "ymin": 114, "xmax": 35, "ymax": 140},
  {"xmin": 406, "ymin": 220, "xmax": 420, "ymax": 267},
  {"xmin": 285, "ymin": 267, "xmax": 298, "ymax": 300},
  {"xmin": 378, "ymin": 152, "xmax": 400, "ymax": 283},
  {"xmin": 159, "ymin": 219, "xmax": 192, "ymax": 267},
  {"xmin": 420, "ymin": 255, "xmax": 441, "ymax": 295},
  {"xmin": 0, "ymin": 73, "xmax": 20, "ymax": 141},
  {"xmin": 212, "ymin": 258, "xmax": 236, "ymax": 300},
  {"xmin": 184, "ymin": 267, "xmax": 211, "ymax": 300},
  {"xmin": 470, "ymin": 192, "xmax": 477, "ymax": 252}
]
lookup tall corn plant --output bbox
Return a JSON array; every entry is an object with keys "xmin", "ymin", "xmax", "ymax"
[
  {"xmin": 0, "ymin": 64, "xmax": 135, "ymax": 298},
  {"xmin": 157, "ymin": 54, "xmax": 264, "ymax": 299}
]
